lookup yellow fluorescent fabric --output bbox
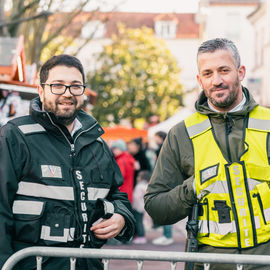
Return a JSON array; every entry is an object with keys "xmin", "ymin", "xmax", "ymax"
[
  {"xmin": 184, "ymin": 106, "xmax": 270, "ymax": 249},
  {"xmin": 228, "ymin": 163, "xmax": 254, "ymax": 248}
]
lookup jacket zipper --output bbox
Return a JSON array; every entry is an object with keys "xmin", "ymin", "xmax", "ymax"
[
  {"xmin": 46, "ymin": 112, "xmax": 99, "ymax": 152},
  {"xmin": 46, "ymin": 113, "xmax": 100, "ymax": 243},
  {"xmin": 225, "ymin": 114, "xmax": 232, "ymax": 162},
  {"xmin": 46, "ymin": 113, "xmax": 75, "ymax": 153}
]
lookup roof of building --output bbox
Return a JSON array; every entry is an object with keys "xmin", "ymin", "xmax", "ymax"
[
  {"xmin": 0, "ymin": 36, "xmax": 97, "ymax": 103},
  {"xmin": 47, "ymin": 11, "xmax": 199, "ymax": 39},
  {"xmin": 209, "ymin": 0, "xmax": 260, "ymax": 5}
]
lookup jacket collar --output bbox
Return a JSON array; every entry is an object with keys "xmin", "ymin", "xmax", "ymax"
[{"xmin": 29, "ymin": 97, "xmax": 104, "ymax": 141}]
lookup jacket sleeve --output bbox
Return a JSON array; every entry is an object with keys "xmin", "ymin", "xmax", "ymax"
[
  {"xmin": 105, "ymin": 146, "xmax": 135, "ymax": 241},
  {"xmin": 144, "ymin": 122, "xmax": 197, "ymax": 225},
  {"xmin": 0, "ymin": 124, "xmax": 26, "ymax": 268}
]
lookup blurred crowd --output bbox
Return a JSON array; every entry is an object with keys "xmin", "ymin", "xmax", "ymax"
[
  {"xmin": 0, "ymin": 90, "xmax": 27, "ymax": 127},
  {"xmin": 108, "ymin": 131, "xmax": 174, "ymax": 246}
]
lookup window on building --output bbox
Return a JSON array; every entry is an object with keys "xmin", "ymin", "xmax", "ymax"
[
  {"xmin": 226, "ymin": 13, "xmax": 240, "ymax": 40},
  {"xmin": 155, "ymin": 21, "xmax": 177, "ymax": 39},
  {"xmin": 81, "ymin": 20, "xmax": 106, "ymax": 39}
]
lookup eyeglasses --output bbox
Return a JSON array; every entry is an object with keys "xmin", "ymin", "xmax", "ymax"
[{"xmin": 42, "ymin": 83, "xmax": 86, "ymax": 96}]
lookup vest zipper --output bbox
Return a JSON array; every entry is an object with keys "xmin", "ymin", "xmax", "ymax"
[{"xmin": 225, "ymin": 114, "xmax": 232, "ymax": 162}]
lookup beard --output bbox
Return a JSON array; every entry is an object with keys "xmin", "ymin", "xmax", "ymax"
[
  {"xmin": 43, "ymin": 97, "xmax": 83, "ymax": 126},
  {"xmin": 207, "ymin": 77, "xmax": 240, "ymax": 109}
]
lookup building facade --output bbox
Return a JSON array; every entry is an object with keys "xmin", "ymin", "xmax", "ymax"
[
  {"xmin": 248, "ymin": 1, "xmax": 270, "ymax": 107},
  {"xmin": 197, "ymin": 0, "xmax": 260, "ymax": 99}
]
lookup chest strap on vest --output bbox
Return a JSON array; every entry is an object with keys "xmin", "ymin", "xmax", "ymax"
[{"xmin": 226, "ymin": 162, "xmax": 256, "ymax": 248}]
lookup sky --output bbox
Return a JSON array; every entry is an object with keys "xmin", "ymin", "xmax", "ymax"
[{"xmin": 87, "ymin": 0, "xmax": 200, "ymax": 13}]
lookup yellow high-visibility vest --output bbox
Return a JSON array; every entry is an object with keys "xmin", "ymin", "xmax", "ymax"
[{"xmin": 184, "ymin": 106, "xmax": 270, "ymax": 248}]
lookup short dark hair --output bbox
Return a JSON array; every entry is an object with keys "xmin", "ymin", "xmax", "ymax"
[
  {"xmin": 197, "ymin": 38, "xmax": 241, "ymax": 68},
  {"xmin": 155, "ymin": 131, "xmax": 167, "ymax": 141},
  {"xmin": 138, "ymin": 170, "xmax": 151, "ymax": 182},
  {"xmin": 130, "ymin": 137, "xmax": 143, "ymax": 149},
  {"xmin": 39, "ymin": 54, "xmax": 85, "ymax": 85}
]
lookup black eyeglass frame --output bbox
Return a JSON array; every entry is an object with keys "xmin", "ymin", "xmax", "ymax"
[{"xmin": 41, "ymin": 83, "xmax": 86, "ymax": 96}]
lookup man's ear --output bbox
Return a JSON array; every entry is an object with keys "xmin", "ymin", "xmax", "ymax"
[
  {"xmin": 37, "ymin": 85, "xmax": 44, "ymax": 103},
  {"xmin": 238, "ymin": 65, "xmax": 246, "ymax": 82},
  {"xmin": 196, "ymin": 74, "xmax": 203, "ymax": 89}
]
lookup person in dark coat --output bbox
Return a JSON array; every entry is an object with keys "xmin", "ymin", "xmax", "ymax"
[{"xmin": 127, "ymin": 137, "xmax": 151, "ymax": 187}]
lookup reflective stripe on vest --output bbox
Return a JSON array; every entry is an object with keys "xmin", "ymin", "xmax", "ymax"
[
  {"xmin": 40, "ymin": 226, "xmax": 75, "ymax": 242},
  {"xmin": 17, "ymin": 182, "xmax": 110, "ymax": 201},
  {"xmin": 12, "ymin": 200, "xmax": 44, "ymax": 215},
  {"xmin": 201, "ymin": 178, "xmax": 261, "ymax": 194},
  {"xmin": 186, "ymin": 118, "xmax": 211, "ymax": 138},
  {"xmin": 184, "ymin": 106, "xmax": 270, "ymax": 248},
  {"xmin": 18, "ymin": 123, "xmax": 46, "ymax": 134},
  {"xmin": 17, "ymin": 182, "xmax": 75, "ymax": 200},
  {"xmin": 87, "ymin": 187, "xmax": 110, "ymax": 201}
]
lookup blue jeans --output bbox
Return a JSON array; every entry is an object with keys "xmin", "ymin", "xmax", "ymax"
[
  {"xmin": 133, "ymin": 209, "xmax": 145, "ymax": 237},
  {"xmin": 163, "ymin": 225, "xmax": 172, "ymax": 238}
]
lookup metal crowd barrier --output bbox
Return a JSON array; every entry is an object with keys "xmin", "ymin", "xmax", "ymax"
[{"xmin": 3, "ymin": 247, "xmax": 270, "ymax": 270}]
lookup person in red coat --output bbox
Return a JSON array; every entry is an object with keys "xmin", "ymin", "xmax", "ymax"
[{"xmin": 111, "ymin": 139, "xmax": 135, "ymax": 203}]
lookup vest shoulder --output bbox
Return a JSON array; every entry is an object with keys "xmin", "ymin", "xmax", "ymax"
[
  {"xmin": 250, "ymin": 106, "xmax": 270, "ymax": 119},
  {"xmin": 9, "ymin": 116, "xmax": 46, "ymax": 135},
  {"xmin": 9, "ymin": 115, "xmax": 35, "ymax": 126},
  {"xmin": 184, "ymin": 112, "xmax": 208, "ymax": 127}
]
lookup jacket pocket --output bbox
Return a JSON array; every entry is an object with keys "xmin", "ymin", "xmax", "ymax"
[
  {"xmin": 89, "ymin": 164, "xmax": 113, "ymax": 186},
  {"xmin": 40, "ymin": 206, "xmax": 74, "ymax": 245},
  {"xmin": 13, "ymin": 200, "xmax": 45, "ymax": 244}
]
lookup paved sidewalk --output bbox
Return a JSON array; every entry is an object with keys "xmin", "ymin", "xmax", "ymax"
[{"xmin": 103, "ymin": 217, "xmax": 188, "ymax": 270}]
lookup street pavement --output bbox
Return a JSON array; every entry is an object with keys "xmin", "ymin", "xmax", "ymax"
[{"xmin": 103, "ymin": 217, "xmax": 188, "ymax": 270}]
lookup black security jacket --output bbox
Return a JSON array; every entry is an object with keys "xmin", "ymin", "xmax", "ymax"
[{"xmin": 0, "ymin": 97, "xmax": 135, "ymax": 270}]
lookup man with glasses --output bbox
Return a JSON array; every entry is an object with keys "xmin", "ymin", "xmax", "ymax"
[{"xmin": 0, "ymin": 54, "xmax": 135, "ymax": 270}]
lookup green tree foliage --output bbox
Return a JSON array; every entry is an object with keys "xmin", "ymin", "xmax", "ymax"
[{"xmin": 88, "ymin": 24, "xmax": 183, "ymax": 126}]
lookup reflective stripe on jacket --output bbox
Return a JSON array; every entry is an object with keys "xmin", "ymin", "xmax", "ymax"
[{"xmin": 184, "ymin": 105, "xmax": 270, "ymax": 249}]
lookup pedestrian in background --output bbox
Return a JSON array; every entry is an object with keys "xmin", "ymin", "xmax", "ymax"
[
  {"xmin": 111, "ymin": 139, "xmax": 135, "ymax": 203},
  {"xmin": 132, "ymin": 170, "xmax": 151, "ymax": 244},
  {"xmin": 127, "ymin": 137, "xmax": 151, "ymax": 187},
  {"xmin": 0, "ymin": 90, "xmax": 23, "ymax": 127}
]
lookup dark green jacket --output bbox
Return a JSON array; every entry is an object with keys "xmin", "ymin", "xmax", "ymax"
[
  {"xmin": 0, "ymin": 97, "xmax": 135, "ymax": 270},
  {"xmin": 144, "ymin": 87, "xmax": 270, "ymax": 269}
]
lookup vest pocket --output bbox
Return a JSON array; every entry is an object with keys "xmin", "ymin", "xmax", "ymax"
[
  {"xmin": 40, "ymin": 207, "xmax": 74, "ymax": 245},
  {"xmin": 13, "ymin": 200, "xmax": 45, "ymax": 244},
  {"xmin": 198, "ymin": 198, "xmax": 210, "ymax": 236},
  {"xmin": 253, "ymin": 182, "xmax": 270, "ymax": 226},
  {"xmin": 199, "ymin": 198, "xmax": 234, "ymax": 236}
]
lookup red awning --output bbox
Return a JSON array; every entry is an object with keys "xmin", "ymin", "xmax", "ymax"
[{"xmin": 102, "ymin": 125, "xmax": 148, "ymax": 142}]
